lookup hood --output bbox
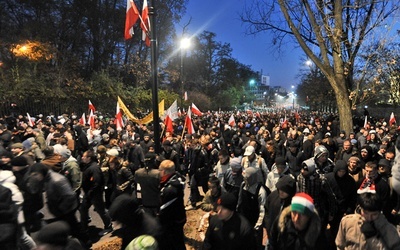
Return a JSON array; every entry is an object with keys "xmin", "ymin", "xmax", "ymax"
[
  {"xmin": 243, "ymin": 167, "xmax": 259, "ymax": 187},
  {"xmin": 278, "ymin": 206, "xmax": 321, "ymax": 248},
  {"xmin": 0, "ymin": 170, "xmax": 16, "ymax": 184}
]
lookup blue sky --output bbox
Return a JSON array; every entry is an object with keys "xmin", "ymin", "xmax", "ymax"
[{"xmin": 177, "ymin": 0, "xmax": 305, "ymax": 90}]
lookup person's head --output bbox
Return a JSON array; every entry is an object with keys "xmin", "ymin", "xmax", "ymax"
[
  {"xmin": 26, "ymin": 163, "xmax": 49, "ymax": 194},
  {"xmin": 301, "ymin": 159, "xmax": 316, "ymax": 177},
  {"xmin": 218, "ymin": 149, "xmax": 229, "ymax": 164},
  {"xmin": 377, "ymin": 159, "xmax": 391, "ymax": 175},
  {"xmin": 385, "ymin": 151, "xmax": 395, "ymax": 162},
  {"xmin": 291, "ymin": 193, "xmax": 315, "ymax": 231},
  {"xmin": 81, "ymin": 150, "xmax": 97, "ymax": 164},
  {"xmin": 208, "ymin": 176, "xmax": 221, "ymax": 197},
  {"xmin": 358, "ymin": 193, "xmax": 382, "ymax": 222},
  {"xmin": 10, "ymin": 143, "xmax": 24, "ymax": 155},
  {"xmin": 216, "ymin": 193, "xmax": 237, "ymax": 221},
  {"xmin": 243, "ymin": 145, "xmax": 256, "ymax": 161},
  {"xmin": 314, "ymin": 145, "xmax": 328, "ymax": 164},
  {"xmin": 334, "ymin": 160, "xmax": 348, "ymax": 178},
  {"xmin": 275, "ymin": 156, "xmax": 286, "ymax": 174},
  {"xmin": 36, "ymin": 221, "xmax": 71, "ymax": 249},
  {"xmin": 159, "ymin": 159, "xmax": 175, "ymax": 177},
  {"xmin": 162, "ymin": 140, "xmax": 173, "ymax": 153},
  {"xmin": 229, "ymin": 157, "xmax": 242, "ymax": 176},
  {"xmin": 276, "ymin": 175, "xmax": 296, "ymax": 199},
  {"xmin": 364, "ymin": 161, "xmax": 378, "ymax": 180},
  {"xmin": 108, "ymin": 156, "xmax": 121, "ymax": 171},
  {"xmin": 242, "ymin": 167, "xmax": 258, "ymax": 187},
  {"xmin": 348, "ymin": 156, "xmax": 360, "ymax": 171},
  {"xmin": 343, "ymin": 140, "xmax": 352, "ymax": 152}
]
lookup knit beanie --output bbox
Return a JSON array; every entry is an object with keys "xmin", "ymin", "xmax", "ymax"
[
  {"xmin": 10, "ymin": 156, "xmax": 28, "ymax": 167},
  {"xmin": 217, "ymin": 192, "xmax": 237, "ymax": 211},
  {"xmin": 291, "ymin": 192, "xmax": 315, "ymax": 217},
  {"xmin": 229, "ymin": 157, "xmax": 242, "ymax": 171},
  {"xmin": 37, "ymin": 221, "xmax": 70, "ymax": 246},
  {"xmin": 276, "ymin": 175, "xmax": 296, "ymax": 197}
]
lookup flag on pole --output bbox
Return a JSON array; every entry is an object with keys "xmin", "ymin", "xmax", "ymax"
[
  {"xmin": 115, "ymin": 102, "xmax": 124, "ymax": 131},
  {"xmin": 163, "ymin": 100, "xmax": 178, "ymax": 133},
  {"xmin": 389, "ymin": 112, "xmax": 396, "ymax": 126},
  {"xmin": 228, "ymin": 114, "xmax": 236, "ymax": 127},
  {"xmin": 79, "ymin": 113, "xmax": 86, "ymax": 126},
  {"xmin": 27, "ymin": 113, "xmax": 35, "ymax": 127},
  {"xmin": 140, "ymin": 0, "xmax": 150, "ymax": 47},
  {"xmin": 88, "ymin": 100, "xmax": 96, "ymax": 112},
  {"xmin": 88, "ymin": 110, "xmax": 96, "ymax": 129},
  {"xmin": 191, "ymin": 103, "xmax": 203, "ymax": 116},
  {"xmin": 185, "ymin": 106, "xmax": 195, "ymax": 134},
  {"xmin": 184, "ymin": 91, "xmax": 188, "ymax": 101},
  {"xmin": 124, "ymin": 0, "xmax": 140, "ymax": 40}
]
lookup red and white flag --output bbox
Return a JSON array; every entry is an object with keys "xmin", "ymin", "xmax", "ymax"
[
  {"xmin": 79, "ymin": 113, "xmax": 86, "ymax": 126},
  {"xmin": 191, "ymin": 103, "xmax": 203, "ymax": 116},
  {"xmin": 124, "ymin": 0, "xmax": 140, "ymax": 40},
  {"xmin": 26, "ymin": 113, "xmax": 35, "ymax": 127},
  {"xmin": 185, "ymin": 106, "xmax": 195, "ymax": 135},
  {"xmin": 115, "ymin": 102, "xmax": 124, "ymax": 131},
  {"xmin": 88, "ymin": 100, "xmax": 96, "ymax": 112},
  {"xmin": 228, "ymin": 114, "xmax": 236, "ymax": 127},
  {"xmin": 88, "ymin": 110, "xmax": 96, "ymax": 129},
  {"xmin": 140, "ymin": 0, "xmax": 150, "ymax": 47},
  {"xmin": 163, "ymin": 100, "xmax": 178, "ymax": 133},
  {"xmin": 389, "ymin": 112, "xmax": 396, "ymax": 126}
]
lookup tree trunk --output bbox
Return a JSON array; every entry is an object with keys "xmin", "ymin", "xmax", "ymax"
[{"xmin": 329, "ymin": 75, "xmax": 353, "ymax": 134}]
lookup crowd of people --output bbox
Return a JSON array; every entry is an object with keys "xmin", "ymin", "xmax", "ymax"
[{"xmin": 0, "ymin": 110, "xmax": 400, "ymax": 249}]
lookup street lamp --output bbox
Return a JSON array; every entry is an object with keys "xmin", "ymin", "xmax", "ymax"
[{"xmin": 180, "ymin": 37, "xmax": 191, "ymax": 107}]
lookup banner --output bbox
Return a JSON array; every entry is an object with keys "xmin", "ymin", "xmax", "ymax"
[{"xmin": 118, "ymin": 96, "xmax": 164, "ymax": 124}]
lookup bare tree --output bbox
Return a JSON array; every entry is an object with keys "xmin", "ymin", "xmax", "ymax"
[{"xmin": 242, "ymin": 0, "xmax": 400, "ymax": 133}]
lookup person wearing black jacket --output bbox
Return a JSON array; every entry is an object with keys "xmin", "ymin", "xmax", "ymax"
[
  {"xmin": 158, "ymin": 159, "xmax": 186, "ymax": 250},
  {"xmin": 325, "ymin": 160, "xmax": 357, "ymax": 241},
  {"xmin": 80, "ymin": 150, "xmax": 112, "ymax": 236}
]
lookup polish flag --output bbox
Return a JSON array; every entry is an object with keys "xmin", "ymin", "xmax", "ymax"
[
  {"xmin": 88, "ymin": 100, "xmax": 96, "ymax": 112},
  {"xmin": 228, "ymin": 114, "xmax": 236, "ymax": 127},
  {"xmin": 163, "ymin": 100, "xmax": 178, "ymax": 133},
  {"xmin": 124, "ymin": 0, "xmax": 140, "ymax": 40},
  {"xmin": 140, "ymin": 0, "xmax": 150, "ymax": 47},
  {"xmin": 115, "ymin": 102, "xmax": 124, "ymax": 131},
  {"xmin": 79, "ymin": 113, "xmax": 86, "ymax": 126},
  {"xmin": 26, "ymin": 113, "xmax": 35, "ymax": 127},
  {"xmin": 185, "ymin": 107, "xmax": 195, "ymax": 135},
  {"xmin": 191, "ymin": 103, "xmax": 203, "ymax": 116},
  {"xmin": 389, "ymin": 112, "xmax": 396, "ymax": 126},
  {"xmin": 88, "ymin": 110, "xmax": 96, "ymax": 129},
  {"xmin": 236, "ymin": 110, "xmax": 240, "ymax": 116},
  {"xmin": 363, "ymin": 115, "xmax": 368, "ymax": 129}
]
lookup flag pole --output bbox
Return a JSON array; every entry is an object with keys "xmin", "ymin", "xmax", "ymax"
[{"xmin": 149, "ymin": 0, "xmax": 161, "ymax": 154}]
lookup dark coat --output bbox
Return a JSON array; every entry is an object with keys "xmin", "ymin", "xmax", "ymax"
[
  {"xmin": 81, "ymin": 161, "xmax": 104, "ymax": 195},
  {"xmin": 203, "ymin": 212, "xmax": 256, "ymax": 250}
]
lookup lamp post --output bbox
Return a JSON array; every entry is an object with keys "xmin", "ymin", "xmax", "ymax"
[{"xmin": 180, "ymin": 37, "xmax": 191, "ymax": 107}]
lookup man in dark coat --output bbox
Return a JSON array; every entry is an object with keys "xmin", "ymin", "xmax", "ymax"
[
  {"xmin": 265, "ymin": 175, "xmax": 296, "ymax": 240},
  {"xmin": 80, "ymin": 150, "xmax": 112, "ymax": 236},
  {"xmin": 158, "ymin": 159, "xmax": 186, "ymax": 250},
  {"xmin": 269, "ymin": 192, "xmax": 326, "ymax": 250},
  {"xmin": 203, "ymin": 192, "xmax": 256, "ymax": 250}
]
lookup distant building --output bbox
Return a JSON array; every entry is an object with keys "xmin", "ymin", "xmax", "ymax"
[{"xmin": 261, "ymin": 75, "xmax": 270, "ymax": 86}]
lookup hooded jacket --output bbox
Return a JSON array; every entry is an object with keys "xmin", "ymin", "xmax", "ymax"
[
  {"xmin": 336, "ymin": 207, "xmax": 400, "ymax": 250},
  {"xmin": 269, "ymin": 206, "xmax": 325, "ymax": 250}
]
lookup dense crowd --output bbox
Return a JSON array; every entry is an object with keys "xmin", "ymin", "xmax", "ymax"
[{"xmin": 0, "ymin": 110, "xmax": 400, "ymax": 250}]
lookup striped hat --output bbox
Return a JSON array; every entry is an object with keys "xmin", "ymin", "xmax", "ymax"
[{"xmin": 291, "ymin": 193, "xmax": 315, "ymax": 216}]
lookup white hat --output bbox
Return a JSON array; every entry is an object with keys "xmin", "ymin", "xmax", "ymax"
[
  {"xmin": 106, "ymin": 148, "xmax": 119, "ymax": 157},
  {"xmin": 303, "ymin": 128, "xmax": 310, "ymax": 134},
  {"xmin": 244, "ymin": 145, "xmax": 255, "ymax": 156}
]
